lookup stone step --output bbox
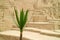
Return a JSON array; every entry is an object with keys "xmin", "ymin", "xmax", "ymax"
[
  {"xmin": 0, "ymin": 30, "xmax": 60, "ymax": 40},
  {"xmin": 24, "ymin": 27, "xmax": 60, "ymax": 37},
  {"xmin": 32, "ymin": 15, "xmax": 48, "ymax": 22},
  {"xmin": 26, "ymin": 22, "xmax": 54, "ymax": 30}
]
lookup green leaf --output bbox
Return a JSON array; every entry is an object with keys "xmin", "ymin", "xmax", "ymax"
[
  {"xmin": 14, "ymin": 8, "xmax": 20, "ymax": 28},
  {"xmin": 20, "ymin": 9, "xmax": 24, "ymax": 29},
  {"xmin": 23, "ymin": 10, "xmax": 29, "ymax": 27},
  {"xmin": 14, "ymin": 8, "xmax": 29, "ymax": 32}
]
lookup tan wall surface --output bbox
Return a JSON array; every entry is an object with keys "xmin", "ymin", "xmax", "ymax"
[{"xmin": 0, "ymin": 0, "xmax": 59, "ymax": 31}]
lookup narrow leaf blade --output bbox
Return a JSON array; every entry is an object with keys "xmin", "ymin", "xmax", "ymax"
[{"xmin": 14, "ymin": 8, "xmax": 20, "ymax": 27}]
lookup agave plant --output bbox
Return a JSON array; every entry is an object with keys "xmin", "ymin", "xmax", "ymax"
[{"xmin": 14, "ymin": 8, "xmax": 29, "ymax": 40}]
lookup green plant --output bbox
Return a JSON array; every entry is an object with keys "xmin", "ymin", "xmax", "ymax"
[{"xmin": 14, "ymin": 8, "xmax": 29, "ymax": 40}]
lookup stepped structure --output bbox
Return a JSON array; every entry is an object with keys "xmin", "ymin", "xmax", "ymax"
[
  {"xmin": 0, "ymin": 0, "xmax": 60, "ymax": 32},
  {"xmin": 26, "ymin": 0, "xmax": 60, "ymax": 32},
  {"xmin": 0, "ymin": 0, "xmax": 60, "ymax": 40}
]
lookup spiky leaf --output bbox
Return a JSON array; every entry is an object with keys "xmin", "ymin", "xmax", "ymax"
[
  {"xmin": 14, "ymin": 8, "xmax": 29, "ymax": 32},
  {"xmin": 20, "ymin": 9, "xmax": 24, "ymax": 29},
  {"xmin": 23, "ymin": 10, "xmax": 29, "ymax": 27},
  {"xmin": 14, "ymin": 8, "xmax": 20, "ymax": 28}
]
